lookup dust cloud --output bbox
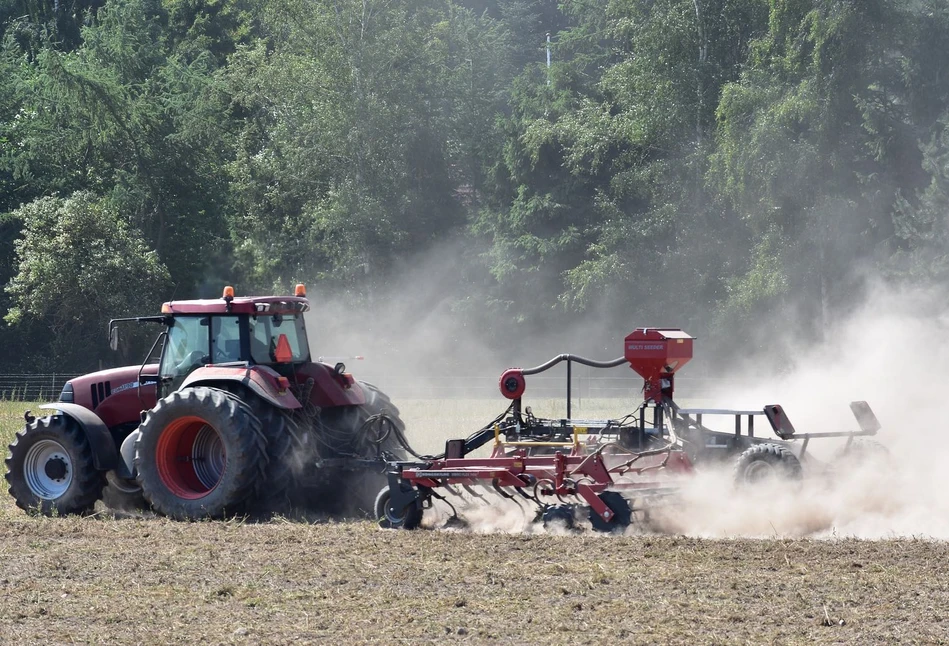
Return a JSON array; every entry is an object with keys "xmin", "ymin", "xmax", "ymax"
[
  {"xmin": 304, "ymin": 239, "xmax": 624, "ymax": 398},
  {"xmin": 306, "ymin": 245, "xmax": 949, "ymax": 538},
  {"xmin": 303, "ymin": 240, "xmax": 508, "ymax": 395},
  {"xmin": 653, "ymin": 280, "xmax": 949, "ymax": 539}
]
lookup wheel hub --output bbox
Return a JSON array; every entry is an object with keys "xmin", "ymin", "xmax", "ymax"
[
  {"xmin": 743, "ymin": 460, "xmax": 775, "ymax": 483},
  {"xmin": 23, "ymin": 439, "xmax": 73, "ymax": 500},
  {"xmin": 44, "ymin": 457, "xmax": 68, "ymax": 481}
]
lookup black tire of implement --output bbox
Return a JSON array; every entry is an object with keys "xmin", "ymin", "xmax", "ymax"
[
  {"xmin": 5, "ymin": 415, "xmax": 105, "ymax": 516},
  {"xmin": 733, "ymin": 443, "xmax": 803, "ymax": 487},
  {"xmin": 588, "ymin": 491, "xmax": 633, "ymax": 533},
  {"xmin": 374, "ymin": 486, "xmax": 422, "ymax": 530},
  {"xmin": 135, "ymin": 387, "xmax": 267, "ymax": 521},
  {"xmin": 542, "ymin": 504, "xmax": 576, "ymax": 530}
]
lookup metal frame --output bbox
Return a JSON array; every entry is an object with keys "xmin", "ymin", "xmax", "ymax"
[{"xmin": 380, "ymin": 337, "xmax": 882, "ymax": 530}]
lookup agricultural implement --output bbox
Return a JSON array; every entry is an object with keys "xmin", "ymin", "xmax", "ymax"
[
  {"xmin": 5, "ymin": 285, "xmax": 406, "ymax": 520},
  {"xmin": 375, "ymin": 328, "xmax": 883, "ymax": 532}
]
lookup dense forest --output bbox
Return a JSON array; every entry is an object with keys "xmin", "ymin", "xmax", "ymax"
[{"xmin": 0, "ymin": 0, "xmax": 947, "ymax": 373}]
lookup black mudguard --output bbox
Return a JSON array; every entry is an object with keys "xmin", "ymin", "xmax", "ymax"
[
  {"xmin": 37, "ymin": 403, "xmax": 118, "ymax": 471},
  {"xmin": 386, "ymin": 470, "xmax": 422, "ymax": 512}
]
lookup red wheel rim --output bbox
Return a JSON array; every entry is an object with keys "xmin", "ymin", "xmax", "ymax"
[{"xmin": 155, "ymin": 416, "xmax": 226, "ymax": 499}]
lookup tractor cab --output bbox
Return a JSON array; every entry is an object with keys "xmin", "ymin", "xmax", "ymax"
[{"xmin": 154, "ymin": 285, "xmax": 311, "ymax": 395}]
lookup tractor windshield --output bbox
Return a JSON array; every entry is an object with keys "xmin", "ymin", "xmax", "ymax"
[{"xmin": 249, "ymin": 313, "xmax": 309, "ymax": 364}]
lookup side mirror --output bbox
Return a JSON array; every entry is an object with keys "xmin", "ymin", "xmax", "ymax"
[{"xmin": 109, "ymin": 324, "xmax": 119, "ymax": 351}]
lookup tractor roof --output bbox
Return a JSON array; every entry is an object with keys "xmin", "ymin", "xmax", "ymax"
[{"xmin": 161, "ymin": 289, "xmax": 310, "ymax": 316}]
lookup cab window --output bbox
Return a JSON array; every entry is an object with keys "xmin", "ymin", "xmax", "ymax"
[
  {"xmin": 249, "ymin": 314, "xmax": 309, "ymax": 364},
  {"xmin": 159, "ymin": 316, "xmax": 209, "ymax": 382},
  {"xmin": 210, "ymin": 316, "xmax": 242, "ymax": 363}
]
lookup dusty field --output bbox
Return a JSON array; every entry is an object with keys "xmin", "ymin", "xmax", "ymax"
[
  {"xmin": 1, "ymin": 515, "xmax": 947, "ymax": 645},
  {"xmin": 1, "ymin": 400, "xmax": 947, "ymax": 644}
]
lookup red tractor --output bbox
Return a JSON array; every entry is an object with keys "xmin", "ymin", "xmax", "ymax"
[{"xmin": 4, "ymin": 285, "xmax": 407, "ymax": 520}]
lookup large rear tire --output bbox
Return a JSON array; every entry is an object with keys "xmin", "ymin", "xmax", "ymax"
[
  {"xmin": 135, "ymin": 387, "xmax": 266, "ymax": 520},
  {"xmin": 5, "ymin": 415, "xmax": 105, "ymax": 516},
  {"xmin": 243, "ymin": 396, "xmax": 297, "ymax": 517},
  {"xmin": 211, "ymin": 385, "xmax": 299, "ymax": 518}
]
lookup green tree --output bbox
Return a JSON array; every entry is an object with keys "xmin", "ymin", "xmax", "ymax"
[
  {"xmin": 1, "ymin": 0, "xmax": 234, "ymax": 292},
  {"xmin": 226, "ymin": 0, "xmax": 507, "ymax": 292},
  {"xmin": 5, "ymin": 192, "xmax": 170, "ymax": 366},
  {"xmin": 884, "ymin": 1, "xmax": 949, "ymax": 281},
  {"xmin": 710, "ymin": 0, "xmax": 924, "ymax": 342},
  {"xmin": 474, "ymin": 0, "xmax": 767, "ymax": 341}
]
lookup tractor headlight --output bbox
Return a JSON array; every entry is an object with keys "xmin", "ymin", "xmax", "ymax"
[{"xmin": 59, "ymin": 382, "xmax": 74, "ymax": 403}]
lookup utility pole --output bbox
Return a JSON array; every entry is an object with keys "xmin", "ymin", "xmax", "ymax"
[
  {"xmin": 546, "ymin": 33, "xmax": 551, "ymax": 86},
  {"xmin": 692, "ymin": 0, "xmax": 707, "ymax": 214},
  {"xmin": 692, "ymin": 0, "xmax": 707, "ymax": 145}
]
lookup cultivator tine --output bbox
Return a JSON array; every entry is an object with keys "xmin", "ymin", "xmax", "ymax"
[
  {"xmin": 443, "ymin": 484, "xmax": 463, "ymax": 498},
  {"xmin": 462, "ymin": 484, "xmax": 485, "ymax": 500},
  {"xmin": 492, "ymin": 482, "xmax": 524, "ymax": 508},
  {"xmin": 429, "ymin": 489, "xmax": 468, "ymax": 528}
]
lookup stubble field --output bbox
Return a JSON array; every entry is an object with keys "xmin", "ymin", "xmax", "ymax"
[{"xmin": 0, "ymin": 399, "xmax": 945, "ymax": 645}]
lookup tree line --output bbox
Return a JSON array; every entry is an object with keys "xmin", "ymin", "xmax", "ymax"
[{"xmin": 0, "ymin": 0, "xmax": 946, "ymax": 373}]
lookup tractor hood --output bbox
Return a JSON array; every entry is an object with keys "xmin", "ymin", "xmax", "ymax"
[{"xmin": 63, "ymin": 364, "xmax": 159, "ymax": 429}]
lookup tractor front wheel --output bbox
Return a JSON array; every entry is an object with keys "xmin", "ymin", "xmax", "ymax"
[
  {"xmin": 135, "ymin": 387, "xmax": 266, "ymax": 520},
  {"xmin": 5, "ymin": 415, "xmax": 105, "ymax": 515}
]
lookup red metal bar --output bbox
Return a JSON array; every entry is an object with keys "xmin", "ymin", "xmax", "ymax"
[{"xmin": 398, "ymin": 445, "xmax": 692, "ymax": 504}]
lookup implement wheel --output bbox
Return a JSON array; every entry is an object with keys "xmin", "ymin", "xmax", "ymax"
[
  {"xmin": 374, "ymin": 487, "xmax": 422, "ymax": 530},
  {"xmin": 541, "ymin": 504, "xmax": 577, "ymax": 530},
  {"xmin": 733, "ymin": 443, "xmax": 802, "ymax": 487},
  {"xmin": 5, "ymin": 415, "xmax": 105, "ymax": 515},
  {"xmin": 135, "ymin": 387, "xmax": 266, "ymax": 520},
  {"xmin": 588, "ymin": 491, "xmax": 632, "ymax": 533}
]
